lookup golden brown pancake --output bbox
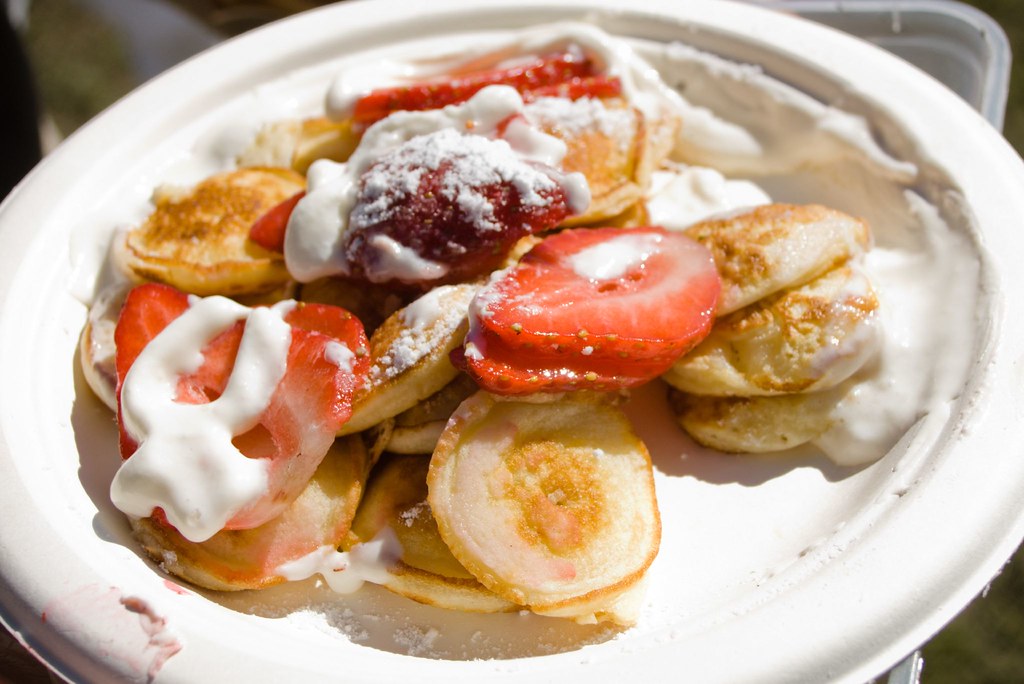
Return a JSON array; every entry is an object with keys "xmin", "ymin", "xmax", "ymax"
[
  {"xmin": 121, "ymin": 167, "xmax": 304, "ymax": 296},
  {"xmin": 385, "ymin": 374, "xmax": 478, "ymax": 455},
  {"xmin": 664, "ymin": 265, "xmax": 880, "ymax": 396},
  {"xmin": 684, "ymin": 203, "xmax": 871, "ymax": 315},
  {"xmin": 340, "ymin": 283, "xmax": 476, "ymax": 435},
  {"xmin": 238, "ymin": 117, "xmax": 361, "ymax": 174},
  {"xmin": 525, "ymin": 96, "xmax": 678, "ymax": 227},
  {"xmin": 668, "ymin": 385, "xmax": 849, "ymax": 453}
]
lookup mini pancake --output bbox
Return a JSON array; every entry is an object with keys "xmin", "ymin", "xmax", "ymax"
[
  {"xmin": 664, "ymin": 265, "xmax": 881, "ymax": 396},
  {"xmin": 340, "ymin": 283, "xmax": 477, "ymax": 435},
  {"xmin": 524, "ymin": 97, "xmax": 677, "ymax": 227},
  {"xmin": 346, "ymin": 452, "xmax": 517, "ymax": 612},
  {"xmin": 599, "ymin": 198, "xmax": 650, "ymax": 228},
  {"xmin": 79, "ymin": 283, "xmax": 129, "ymax": 412},
  {"xmin": 684, "ymin": 203, "xmax": 871, "ymax": 314},
  {"xmin": 668, "ymin": 385, "xmax": 849, "ymax": 453},
  {"xmin": 121, "ymin": 167, "xmax": 304, "ymax": 296},
  {"xmin": 385, "ymin": 374, "xmax": 478, "ymax": 454},
  {"xmin": 130, "ymin": 435, "xmax": 370, "ymax": 592},
  {"xmin": 238, "ymin": 116, "xmax": 361, "ymax": 174},
  {"xmin": 428, "ymin": 391, "xmax": 660, "ymax": 626}
]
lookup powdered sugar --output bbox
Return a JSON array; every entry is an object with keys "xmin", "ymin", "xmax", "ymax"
[
  {"xmin": 371, "ymin": 284, "xmax": 475, "ymax": 381},
  {"xmin": 399, "ymin": 501, "xmax": 431, "ymax": 527},
  {"xmin": 350, "ymin": 128, "xmax": 562, "ymax": 236},
  {"xmin": 525, "ymin": 96, "xmax": 636, "ymax": 149},
  {"xmin": 393, "ymin": 625, "xmax": 442, "ymax": 656},
  {"xmin": 371, "ymin": 332, "xmax": 432, "ymax": 381}
]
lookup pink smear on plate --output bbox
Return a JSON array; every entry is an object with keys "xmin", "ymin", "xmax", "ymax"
[{"xmin": 42, "ymin": 584, "xmax": 183, "ymax": 682}]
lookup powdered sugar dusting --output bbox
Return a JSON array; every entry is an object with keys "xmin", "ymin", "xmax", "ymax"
[
  {"xmin": 371, "ymin": 284, "xmax": 474, "ymax": 381},
  {"xmin": 350, "ymin": 128, "xmax": 561, "ymax": 235},
  {"xmin": 399, "ymin": 500, "xmax": 431, "ymax": 527},
  {"xmin": 525, "ymin": 96, "xmax": 636, "ymax": 150},
  {"xmin": 393, "ymin": 625, "xmax": 442, "ymax": 656}
]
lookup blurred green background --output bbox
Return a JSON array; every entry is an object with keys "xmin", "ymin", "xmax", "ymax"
[{"xmin": 4, "ymin": 0, "xmax": 1024, "ymax": 681}]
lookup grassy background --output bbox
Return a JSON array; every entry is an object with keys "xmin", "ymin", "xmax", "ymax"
[
  {"xmin": 10, "ymin": 0, "xmax": 1024, "ymax": 681},
  {"xmin": 976, "ymin": 0, "xmax": 1024, "ymax": 150}
]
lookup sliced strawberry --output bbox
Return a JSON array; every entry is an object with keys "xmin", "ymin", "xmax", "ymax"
[
  {"xmin": 462, "ymin": 226, "xmax": 720, "ymax": 394},
  {"xmin": 344, "ymin": 128, "xmax": 573, "ymax": 285},
  {"xmin": 115, "ymin": 283, "xmax": 370, "ymax": 532},
  {"xmin": 249, "ymin": 190, "xmax": 305, "ymax": 253},
  {"xmin": 114, "ymin": 284, "xmax": 189, "ymax": 386},
  {"xmin": 453, "ymin": 332, "xmax": 676, "ymax": 395},
  {"xmin": 524, "ymin": 75, "xmax": 623, "ymax": 102},
  {"xmin": 351, "ymin": 50, "xmax": 597, "ymax": 126},
  {"xmin": 114, "ymin": 284, "xmax": 191, "ymax": 456}
]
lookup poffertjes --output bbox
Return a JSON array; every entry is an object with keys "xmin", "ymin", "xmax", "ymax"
[
  {"xmin": 428, "ymin": 392, "xmax": 660, "ymax": 626},
  {"xmin": 120, "ymin": 167, "xmax": 304, "ymax": 296},
  {"xmin": 664, "ymin": 264, "xmax": 880, "ymax": 397},
  {"xmin": 340, "ymin": 283, "xmax": 477, "ymax": 435},
  {"xmin": 683, "ymin": 203, "xmax": 871, "ymax": 315},
  {"xmin": 666, "ymin": 204, "xmax": 881, "ymax": 452},
  {"xmin": 347, "ymin": 452, "xmax": 518, "ymax": 612},
  {"xmin": 668, "ymin": 385, "xmax": 851, "ymax": 453},
  {"xmin": 131, "ymin": 436, "xmax": 370, "ymax": 592}
]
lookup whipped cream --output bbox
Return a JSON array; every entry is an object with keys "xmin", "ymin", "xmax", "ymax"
[
  {"xmin": 285, "ymin": 85, "xmax": 588, "ymax": 283},
  {"xmin": 566, "ymin": 232, "xmax": 663, "ymax": 281},
  {"xmin": 275, "ymin": 528, "xmax": 403, "ymax": 593},
  {"xmin": 111, "ymin": 297, "xmax": 294, "ymax": 542},
  {"xmin": 646, "ymin": 162, "xmax": 771, "ymax": 230},
  {"xmin": 325, "ymin": 22, "xmax": 683, "ymax": 123}
]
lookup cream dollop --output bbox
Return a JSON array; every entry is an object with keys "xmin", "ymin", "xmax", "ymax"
[
  {"xmin": 285, "ymin": 85, "xmax": 587, "ymax": 283},
  {"xmin": 110, "ymin": 297, "xmax": 294, "ymax": 542},
  {"xmin": 275, "ymin": 528, "xmax": 403, "ymax": 593},
  {"xmin": 645, "ymin": 163, "xmax": 771, "ymax": 229},
  {"xmin": 566, "ymin": 232, "xmax": 664, "ymax": 281}
]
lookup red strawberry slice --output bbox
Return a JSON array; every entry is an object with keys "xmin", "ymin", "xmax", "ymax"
[
  {"xmin": 462, "ymin": 226, "xmax": 720, "ymax": 394},
  {"xmin": 114, "ymin": 283, "xmax": 191, "ymax": 456},
  {"xmin": 343, "ymin": 128, "xmax": 574, "ymax": 285},
  {"xmin": 249, "ymin": 190, "xmax": 305, "ymax": 253},
  {"xmin": 453, "ymin": 332, "xmax": 678, "ymax": 395},
  {"xmin": 351, "ymin": 50, "xmax": 597, "ymax": 126},
  {"xmin": 114, "ymin": 283, "xmax": 370, "ymax": 532}
]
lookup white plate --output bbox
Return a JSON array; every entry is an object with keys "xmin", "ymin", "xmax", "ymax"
[{"xmin": 2, "ymin": 1, "xmax": 1024, "ymax": 682}]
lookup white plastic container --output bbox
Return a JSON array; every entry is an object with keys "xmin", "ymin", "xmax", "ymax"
[{"xmin": 771, "ymin": 0, "xmax": 1011, "ymax": 127}]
